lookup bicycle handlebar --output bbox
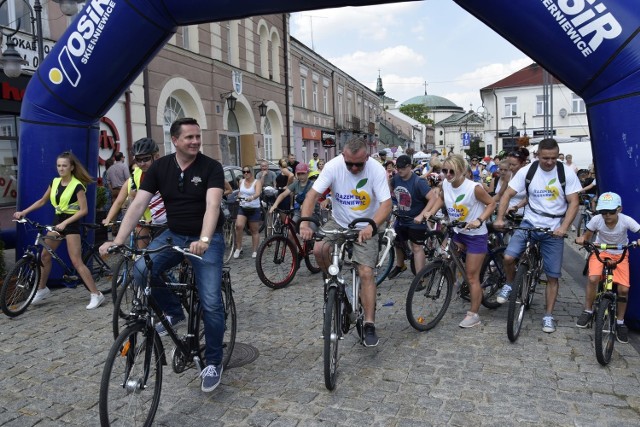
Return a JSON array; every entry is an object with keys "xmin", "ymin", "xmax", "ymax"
[
  {"xmin": 14, "ymin": 218, "xmax": 60, "ymax": 235},
  {"xmin": 300, "ymin": 216, "xmax": 377, "ymax": 240},
  {"xmin": 106, "ymin": 243, "xmax": 203, "ymax": 260},
  {"xmin": 579, "ymin": 241, "xmax": 637, "ymax": 266}
]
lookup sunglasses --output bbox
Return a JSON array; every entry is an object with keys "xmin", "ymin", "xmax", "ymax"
[
  {"xmin": 441, "ymin": 168, "xmax": 456, "ymax": 176},
  {"xmin": 178, "ymin": 171, "xmax": 184, "ymax": 193},
  {"xmin": 242, "ymin": 170, "xmax": 251, "ymax": 174},
  {"xmin": 296, "ymin": 172, "xmax": 307, "ymax": 176},
  {"xmin": 598, "ymin": 209, "xmax": 617, "ymax": 215},
  {"xmin": 345, "ymin": 161, "xmax": 365, "ymax": 168},
  {"xmin": 135, "ymin": 155, "xmax": 153, "ymax": 163}
]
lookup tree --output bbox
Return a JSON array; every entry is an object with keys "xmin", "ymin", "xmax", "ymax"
[{"xmin": 399, "ymin": 104, "xmax": 433, "ymax": 126}]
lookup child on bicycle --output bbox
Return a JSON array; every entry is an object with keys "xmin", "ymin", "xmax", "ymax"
[
  {"xmin": 575, "ymin": 192, "xmax": 640, "ymax": 343},
  {"xmin": 14, "ymin": 151, "xmax": 105, "ymax": 309}
]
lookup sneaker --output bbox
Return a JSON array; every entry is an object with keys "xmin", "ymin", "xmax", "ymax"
[
  {"xmin": 575, "ymin": 310, "xmax": 593, "ymax": 328},
  {"xmin": 86, "ymin": 292, "xmax": 105, "ymax": 310},
  {"xmin": 362, "ymin": 323, "xmax": 379, "ymax": 347},
  {"xmin": 201, "ymin": 364, "xmax": 223, "ymax": 392},
  {"xmin": 459, "ymin": 311, "xmax": 481, "ymax": 328},
  {"xmin": 233, "ymin": 249, "xmax": 243, "ymax": 259},
  {"xmin": 387, "ymin": 265, "xmax": 407, "ymax": 279},
  {"xmin": 542, "ymin": 316, "xmax": 557, "ymax": 333},
  {"xmin": 616, "ymin": 324, "xmax": 629, "ymax": 344},
  {"xmin": 155, "ymin": 315, "xmax": 185, "ymax": 337},
  {"xmin": 31, "ymin": 287, "xmax": 51, "ymax": 305},
  {"xmin": 252, "ymin": 251, "xmax": 257, "ymax": 258},
  {"xmin": 496, "ymin": 284, "xmax": 512, "ymax": 304}
]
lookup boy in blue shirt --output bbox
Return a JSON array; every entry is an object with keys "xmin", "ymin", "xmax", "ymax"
[{"xmin": 575, "ymin": 192, "xmax": 640, "ymax": 343}]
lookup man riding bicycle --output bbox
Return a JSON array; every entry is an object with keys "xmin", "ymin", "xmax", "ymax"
[
  {"xmin": 494, "ymin": 138, "xmax": 581, "ymax": 333},
  {"xmin": 299, "ymin": 137, "xmax": 392, "ymax": 347}
]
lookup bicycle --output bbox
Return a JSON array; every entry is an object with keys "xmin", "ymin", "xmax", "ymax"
[
  {"xmin": 255, "ymin": 208, "xmax": 321, "ymax": 288},
  {"xmin": 0, "ymin": 218, "xmax": 113, "ymax": 317},
  {"xmin": 580, "ymin": 241, "xmax": 636, "ymax": 365},
  {"xmin": 575, "ymin": 194, "xmax": 595, "ymax": 237},
  {"xmin": 99, "ymin": 244, "xmax": 236, "ymax": 426},
  {"xmin": 405, "ymin": 218, "xmax": 506, "ymax": 332},
  {"xmin": 304, "ymin": 216, "xmax": 376, "ymax": 390},
  {"xmin": 222, "ymin": 192, "xmax": 239, "ymax": 263},
  {"xmin": 504, "ymin": 225, "xmax": 561, "ymax": 342}
]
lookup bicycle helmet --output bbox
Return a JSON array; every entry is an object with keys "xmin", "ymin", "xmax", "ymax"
[
  {"xmin": 426, "ymin": 172, "xmax": 441, "ymax": 187},
  {"xmin": 132, "ymin": 138, "xmax": 159, "ymax": 156}
]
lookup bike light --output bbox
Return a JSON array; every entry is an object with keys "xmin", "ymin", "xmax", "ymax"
[{"xmin": 328, "ymin": 264, "xmax": 340, "ymax": 276}]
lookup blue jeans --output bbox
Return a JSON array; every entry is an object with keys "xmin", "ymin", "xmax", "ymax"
[
  {"xmin": 505, "ymin": 220, "xmax": 564, "ymax": 278},
  {"xmin": 133, "ymin": 229, "xmax": 225, "ymax": 366}
]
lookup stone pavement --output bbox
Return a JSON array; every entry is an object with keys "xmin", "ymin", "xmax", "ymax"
[{"xmin": 0, "ymin": 241, "xmax": 639, "ymax": 426}]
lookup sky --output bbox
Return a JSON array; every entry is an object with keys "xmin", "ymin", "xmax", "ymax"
[{"xmin": 290, "ymin": 0, "xmax": 533, "ymax": 112}]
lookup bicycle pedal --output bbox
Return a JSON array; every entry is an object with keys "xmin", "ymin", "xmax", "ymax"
[{"xmin": 63, "ymin": 274, "xmax": 79, "ymax": 281}]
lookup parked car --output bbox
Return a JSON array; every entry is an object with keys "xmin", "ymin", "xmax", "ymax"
[{"xmin": 224, "ymin": 162, "xmax": 281, "ymax": 191}]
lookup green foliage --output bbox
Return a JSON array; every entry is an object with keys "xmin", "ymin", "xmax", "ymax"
[
  {"xmin": 465, "ymin": 136, "xmax": 485, "ymax": 158},
  {"xmin": 399, "ymin": 104, "xmax": 434, "ymax": 125},
  {"xmin": 97, "ymin": 185, "xmax": 108, "ymax": 211}
]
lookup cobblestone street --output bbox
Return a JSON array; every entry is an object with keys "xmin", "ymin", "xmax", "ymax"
[{"xmin": 1, "ymin": 241, "xmax": 639, "ymax": 426}]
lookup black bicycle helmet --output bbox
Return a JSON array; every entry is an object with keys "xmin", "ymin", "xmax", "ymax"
[{"xmin": 132, "ymin": 138, "xmax": 159, "ymax": 156}]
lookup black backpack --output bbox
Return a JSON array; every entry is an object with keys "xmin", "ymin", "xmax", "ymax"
[{"xmin": 524, "ymin": 160, "xmax": 566, "ymax": 219}]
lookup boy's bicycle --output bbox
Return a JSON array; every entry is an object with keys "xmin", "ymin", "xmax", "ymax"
[
  {"xmin": 99, "ymin": 244, "xmax": 236, "ymax": 426},
  {"xmin": 405, "ymin": 218, "xmax": 505, "ymax": 332},
  {"xmin": 580, "ymin": 241, "xmax": 636, "ymax": 365},
  {"xmin": 255, "ymin": 208, "xmax": 321, "ymax": 288},
  {"xmin": 304, "ymin": 216, "xmax": 376, "ymax": 390},
  {"xmin": 0, "ymin": 218, "xmax": 113, "ymax": 317}
]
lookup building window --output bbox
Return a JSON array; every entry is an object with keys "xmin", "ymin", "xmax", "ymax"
[
  {"xmin": 182, "ymin": 26, "xmax": 190, "ymax": 49},
  {"xmin": 504, "ymin": 96, "xmax": 517, "ymax": 117},
  {"xmin": 572, "ymin": 93, "xmax": 586, "ymax": 114},
  {"xmin": 337, "ymin": 93, "xmax": 343, "ymax": 125},
  {"xmin": 536, "ymin": 95, "xmax": 546, "ymax": 115},
  {"xmin": 264, "ymin": 118, "xmax": 273, "ymax": 162},
  {"xmin": 163, "ymin": 96, "xmax": 186, "ymax": 154},
  {"xmin": 0, "ymin": 2, "xmax": 31, "ymax": 35},
  {"xmin": 300, "ymin": 77, "xmax": 306, "ymax": 108},
  {"xmin": 312, "ymin": 82, "xmax": 318, "ymax": 111},
  {"xmin": 323, "ymin": 87, "xmax": 329, "ymax": 114}
]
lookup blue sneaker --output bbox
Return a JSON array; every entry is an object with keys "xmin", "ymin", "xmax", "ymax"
[
  {"xmin": 201, "ymin": 364, "xmax": 223, "ymax": 392},
  {"xmin": 542, "ymin": 316, "xmax": 557, "ymax": 333},
  {"xmin": 155, "ymin": 315, "xmax": 185, "ymax": 337},
  {"xmin": 496, "ymin": 284, "xmax": 512, "ymax": 304}
]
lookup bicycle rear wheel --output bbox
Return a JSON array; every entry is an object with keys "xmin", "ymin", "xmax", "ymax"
[
  {"xmin": 375, "ymin": 238, "xmax": 395, "ymax": 286},
  {"xmin": 480, "ymin": 247, "xmax": 506, "ymax": 309},
  {"xmin": 99, "ymin": 323, "xmax": 163, "ymax": 427},
  {"xmin": 0, "ymin": 257, "xmax": 40, "ymax": 317},
  {"xmin": 323, "ymin": 287, "xmax": 341, "ymax": 390},
  {"xmin": 594, "ymin": 295, "xmax": 616, "ymax": 366},
  {"xmin": 406, "ymin": 263, "xmax": 452, "ymax": 331},
  {"xmin": 255, "ymin": 235, "xmax": 298, "ymax": 288},
  {"xmin": 507, "ymin": 263, "xmax": 529, "ymax": 342},
  {"xmin": 82, "ymin": 248, "xmax": 114, "ymax": 295}
]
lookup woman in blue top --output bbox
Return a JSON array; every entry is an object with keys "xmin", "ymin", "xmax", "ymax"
[{"xmin": 14, "ymin": 152, "xmax": 105, "ymax": 310}]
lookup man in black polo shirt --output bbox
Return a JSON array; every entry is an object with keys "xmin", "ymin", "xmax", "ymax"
[{"xmin": 100, "ymin": 117, "xmax": 226, "ymax": 393}]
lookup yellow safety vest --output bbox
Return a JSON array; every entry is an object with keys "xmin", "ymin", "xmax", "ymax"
[
  {"xmin": 50, "ymin": 176, "xmax": 85, "ymax": 215},
  {"xmin": 129, "ymin": 167, "xmax": 151, "ymax": 222}
]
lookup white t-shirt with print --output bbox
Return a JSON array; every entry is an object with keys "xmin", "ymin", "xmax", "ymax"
[
  {"xmin": 587, "ymin": 213, "xmax": 640, "ymax": 255},
  {"xmin": 508, "ymin": 162, "xmax": 582, "ymax": 229},
  {"xmin": 442, "ymin": 178, "xmax": 487, "ymax": 236},
  {"xmin": 312, "ymin": 155, "xmax": 391, "ymax": 229}
]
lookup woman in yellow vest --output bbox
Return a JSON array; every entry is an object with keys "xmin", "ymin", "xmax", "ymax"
[
  {"xmin": 102, "ymin": 138, "xmax": 163, "ymax": 247},
  {"xmin": 13, "ymin": 151, "xmax": 105, "ymax": 309}
]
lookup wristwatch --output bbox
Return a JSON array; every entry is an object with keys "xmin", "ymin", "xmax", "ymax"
[
  {"xmin": 199, "ymin": 236, "xmax": 210, "ymax": 244},
  {"xmin": 477, "ymin": 218, "xmax": 484, "ymax": 226}
]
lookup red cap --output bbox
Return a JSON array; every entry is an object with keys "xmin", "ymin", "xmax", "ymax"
[{"xmin": 295, "ymin": 163, "xmax": 309, "ymax": 173}]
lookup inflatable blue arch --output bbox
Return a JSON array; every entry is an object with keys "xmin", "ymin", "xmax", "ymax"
[{"xmin": 17, "ymin": 0, "xmax": 640, "ymax": 326}]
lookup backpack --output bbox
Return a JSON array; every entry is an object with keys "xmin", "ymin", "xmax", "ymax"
[{"xmin": 524, "ymin": 160, "xmax": 566, "ymax": 219}]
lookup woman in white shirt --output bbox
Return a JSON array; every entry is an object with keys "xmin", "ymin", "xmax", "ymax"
[{"xmin": 234, "ymin": 166, "xmax": 262, "ymax": 259}]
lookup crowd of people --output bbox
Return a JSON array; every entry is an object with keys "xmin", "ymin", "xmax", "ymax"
[{"xmin": 16, "ymin": 127, "xmax": 638, "ymax": 396}]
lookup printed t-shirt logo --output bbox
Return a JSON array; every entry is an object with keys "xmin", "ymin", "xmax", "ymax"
[{"xmin": 449, "ymin": 194, "xmax": 469, "ymax": 221}]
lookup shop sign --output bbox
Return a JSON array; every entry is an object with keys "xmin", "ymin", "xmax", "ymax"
[
  {"xmin": 302, "ymin": 127, "xmax": 321, "ymax": 140},
  {"xmin": 322, "ymin": 131, "xmax": 336, "ymax": 147}
]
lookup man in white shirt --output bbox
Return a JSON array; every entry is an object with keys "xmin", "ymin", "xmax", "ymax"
[
  {"xmin": 300, "ymin": 137, "xmax": 392, "ymax": 347},
  {"xmin": 494, "ymin": 138, "xmax": 581, "ymax": 333}
]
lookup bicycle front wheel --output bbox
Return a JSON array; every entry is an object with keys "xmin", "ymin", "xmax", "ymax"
[
  {"xmin": 221, "ymin": 270, "xmax": 237, "ymax": 368},
  {"xmin": 375, "ymin": 239, "xmax": 395, "ymax": 286},
  {"xmin": 1, "ymin": 257, "xmax": 40, "ymax": 317},
  {"xmin": 480, "ymin": 247, "xmax": 506, "ymax": 309},
  {"xmin": 223, "ymin": 220, "xmax": 235, "ymax": 263},
  {"xmin": 507, "ymin": 263, "xmax": 529, "ymax": 342},
  {"xmin": 303, "ymin": 240, "xmax": 322, "ymax": 274},
  {"xmin": 323, "ymin": 287, "xmax": 341, "ymax": 390},
  {"xmin": 256, "ymin": 235, "xmax": 298, "ymax": 289},
  {"xmin": 112, "ymin": 280, "xmax": 142, "ymax": 339},
  {"xmin": 99, "ymin": 323, "xmax": 163, "ymax": 427},
  {"xmin": 594, "ymin": 295, "xmax": 616, "ymax": 366},
  {"xmin": 111, "ymin": 258, "xmax": 134, "ymax": 305},
  {"xmin": 406, "ymin": 263, "xmax": 452, "ymax": 331}
]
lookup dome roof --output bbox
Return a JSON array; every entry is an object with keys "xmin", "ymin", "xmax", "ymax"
[{"xmin": 400, "ymin": 94, "xmax": 463, "ymax": 110}]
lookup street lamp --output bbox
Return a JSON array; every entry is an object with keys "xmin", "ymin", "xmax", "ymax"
[
  {"xmin": 220, "ymin": 91, "xmax": 237, "ymax": 112},
  {"xmin": 52, "ymin": 0, "xmax": 84, "ymax": 16},
  {"xmin": 522, "ymin": 112, "xmax": 527, "ymax": 136},
  {"xmin": 253, "ymin": 100, "xmax": 267, "ymax": 117},
  {"xmin": 0, "ymin": 0, "xmax": 45, "ymax": 77}
]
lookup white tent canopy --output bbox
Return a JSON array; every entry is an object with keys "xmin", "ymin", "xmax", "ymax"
[{"xmin": 412, "ymin": 151, "xmax": 429, "ymax": 159}]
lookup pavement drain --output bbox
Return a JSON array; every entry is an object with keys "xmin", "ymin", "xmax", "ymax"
[{"xmin": 226, "ymin": 342, "xmax": 260, "ymax": 369}]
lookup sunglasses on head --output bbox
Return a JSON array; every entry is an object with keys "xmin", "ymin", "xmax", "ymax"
[
  {"xmin": 441, "ymin": 168, "xmax": 456, "ymax": 176},
  {"xmin": 345, "ymin": 161, "xmax": 365, "ymax": 168},
  {"xmin": 598, "ymin": 209, "xmax": 617, "ymax": 215}
]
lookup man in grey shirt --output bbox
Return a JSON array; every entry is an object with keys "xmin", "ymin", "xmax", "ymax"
[
  {"xmin": 106, "ymin": 152, "xmax": 130, "ymax": 200},
  {"xmin": 256, "ymin": 160, "xmax": 276, "ymax": 187}
]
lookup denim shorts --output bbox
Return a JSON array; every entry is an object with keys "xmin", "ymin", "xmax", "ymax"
[
  {"xmin": 238, "ymin": 206, "xmax": 262, "ymax": 222},
  {"xmin": 452, "ymin": 232, "xmax": 488, "ymax": 254},
  {"xmin": 505, "ymin": 220, "xmax": 564, "ymax": 278}
]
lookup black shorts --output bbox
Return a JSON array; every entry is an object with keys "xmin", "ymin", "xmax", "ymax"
[
  {"xmin": 394, "ymin": 223, "xmax": 431, "ymax": 245},
  {"xmin": 54, "ymin": 214, "xmax": 81, "ymax": 235}
]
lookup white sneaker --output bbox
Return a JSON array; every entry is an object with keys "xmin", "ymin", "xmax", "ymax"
[
  {"xmin": 252, "ymin": 251, "xmax": 257, "ymax": 258},
  {"xmin": 233, "ymin": 249, "xmax": 243, "ymax": 259},
  {"xmin": 31, "ymin": 287, "xmax": 51, "ymax": 305},
  {"xmin": 86, "ymin": 292, "xmax": 105, "ymax": 310}
]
